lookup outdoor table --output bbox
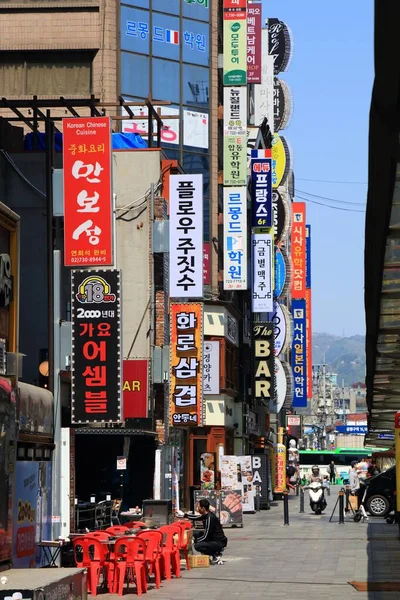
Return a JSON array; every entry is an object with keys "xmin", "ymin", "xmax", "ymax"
[{"xmin": 38, "ymin": 540, "xmax": 65, "ymax": 567}]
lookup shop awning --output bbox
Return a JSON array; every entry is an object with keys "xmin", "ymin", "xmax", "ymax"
[
  {"xmin": 18, "ymin": 381, "xmax": 53, "ymax": 437},
  {"xmin": 365, "ymin": 2, "xmax": 400, "ymax": 443}
]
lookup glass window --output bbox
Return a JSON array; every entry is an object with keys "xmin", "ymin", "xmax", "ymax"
[
  {"xmin": 122, "ymin": 0, "xmax": 149, "ymax": 7},
  {"xmin": 183, "ymin": 108, "xmax": 209, "ymax": 151},
  {"xmin": 121, "ymin": 52, "xmax": 150, "ymax": 98},
  {"xmin": 182, "ymin": 19, "xmax": 209, "ymax": 66},
  {"xmin": 183, "ymin": 0, "xmax": 210, "ymax": 22},
  {"xmin": 153, "ymin": 59, "xmax": 180, "ymax": 104},
  {"xmin": 182, "ymin": 64, "xmax": 209, "ymax": 108},
  {"xmin": 121, "ymin": 6, "xmax": 150, "ymax": 55},
  {"xmin": 152, "ymin": 0, "xmax": 179, "ymax": 15},
  {"xmin": 152, "ymin": 13, "xmax": 180, "ymax": 61}
]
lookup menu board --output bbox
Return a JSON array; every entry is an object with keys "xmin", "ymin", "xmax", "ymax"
[
  {"xmin": 193, "ymin": 489, "xmax": 243, "ymax": 528},
  {"xmin": 221, "ymin": 455, "xmax": 255, "ymax": 513},
  {"xmin": 220, "ymin": 455, "xmax": 240, "ymax": 490},
  {"xmin": 238, "ymin": 456, "xmax": 255, "ymax": 512},
  {"xmin": 200, "ymin": 452, "xmax": 216, "ymax": 490}
]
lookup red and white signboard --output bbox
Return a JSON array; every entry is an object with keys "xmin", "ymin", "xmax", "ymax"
[{"xmin": 63, "ymin": 117, "xmax": 113, "ymax": 267}]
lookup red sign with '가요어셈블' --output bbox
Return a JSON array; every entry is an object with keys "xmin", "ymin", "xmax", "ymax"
[{"xmin": 63, "ymin": 117, "xmax": 113, "ymax": 268}]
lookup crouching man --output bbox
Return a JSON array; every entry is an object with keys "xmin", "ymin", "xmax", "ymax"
[{"xmin": 184, "ymin": 499, "xmax": 228, "ymax": 564}]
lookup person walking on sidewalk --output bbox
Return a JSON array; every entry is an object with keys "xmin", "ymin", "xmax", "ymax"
[
  {"xmin": 184, "ymin": 499, "xmax": 227, "ymax": 564},
  {"xmin": 329, "ymin": 461, "xmax": 336, "ymax": 484}
]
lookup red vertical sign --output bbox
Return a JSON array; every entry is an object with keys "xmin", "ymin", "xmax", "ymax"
[
  {"xmin": 123, "ymin": 360, "xmax": 149, "ymax": 419},
  {"xmin": 247, "ymin": 2, "xmax": 262, "ymax": 83},
  {"xmin": 63, "ymin": 117, "xmax": 113, "ymax": 267},
  {"xmin": 291, "ymin": 202, "xmax": 306, "ymax": 298}
]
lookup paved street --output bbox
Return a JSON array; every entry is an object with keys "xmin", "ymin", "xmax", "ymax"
[{"xmin": 104, "ymin": 487, "xmax": 400, "ymax": 600}]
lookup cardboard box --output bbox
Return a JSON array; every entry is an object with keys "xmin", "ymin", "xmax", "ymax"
[{"xmin": 189, "ymin": 554, "xmax": 210, "ymax": 568}]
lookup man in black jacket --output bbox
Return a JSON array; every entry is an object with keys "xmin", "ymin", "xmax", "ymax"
[{"xmin": 184, "ymin": 499, "xmax": 228, "ymax": 563}]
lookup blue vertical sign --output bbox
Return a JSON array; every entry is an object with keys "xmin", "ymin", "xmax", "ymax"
[
  {"xmin": 292, "ymin": 299, "xmax": 307, "ymax": 408},
  {"xmin": 251, "ymin": 150, "xmax": 272, "ymax": 228},
  {"xmin": 306, "ymin": 225, "xmax": 311, "ymax": 289}
]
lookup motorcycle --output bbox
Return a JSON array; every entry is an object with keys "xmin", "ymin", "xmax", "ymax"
[{"xmin": 306, "ymin": 481, "xmax": 327, "ymax": 515}]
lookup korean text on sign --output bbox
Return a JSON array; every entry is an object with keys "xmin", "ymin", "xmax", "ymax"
[
  {"xmin": 169, "ymin": 174, "xmax": 203, "ymax": 298},
  {"xmin": 291, "ymin": 299, "xmax": 307, "ymax": 408},
  {"xmin": 291, "ymin": 202, "xmax": 306, "ymax": 298},
  {"xmin": 170, "ymin": 303, "xmax": 203, "ymax": 426},
  {"xmin": 223, "ymin": 187, "xmax": 247, "ymax": 290},
  {"xmin": 251, "ymin": 154, "xmax": 272, "ymax": 228},
  {"xmin": 71, "ymin": 270, "xmax": 122, "ymax": 423},
  {"xmin": 63, "ymin": 117, "xmax": 113, "ymax": 268}
]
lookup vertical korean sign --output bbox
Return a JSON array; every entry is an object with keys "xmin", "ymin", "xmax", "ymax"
[
  {"xmin": 291, "ymin": 202, "xmax": 306, "ymax": 298},
  {"xmin": 252, "ymin": 232, "xmax": 273, "ymax": 312},
  {"xmin": 292, "ymin": 298, "xmax": 307, "ymax": 408},
  {"xmin": 223, "ymin": 0, "xmax": 247, "ymax": 86},
  {"xmin": 170, "ymin": 303, "xmax": 203, "ymax": 426},
  {"xmin": 224, "ymin": 87, "xmax": 247, "ymax": 186},
  {"xmin": 71, "ymin": 269, "xmax": 122, "ymax": 423},
  {"xmin": 223, "ymin": 187, "xmax": 247, "ymax": 290},
  {"xmin": 169, "ymin": 174, "xmax": 203, "ymax": 298},
  {"xmin": 63, "ymin": 117, "xmax": 113, "ymax": 267},
  {"xmin": 306, "ymin": 225, "xmax": 313, "ymax": 399},
  {"xmin": 251, "ymin": 150, "xmax": 272, "ymax": 228},
  {"xmin": 253, "ymin": 321, "xmax": 275, "ymax": 406},
  {"xmin": 247, "ymin": 2, "xmax": 262, "ymax": 83}
]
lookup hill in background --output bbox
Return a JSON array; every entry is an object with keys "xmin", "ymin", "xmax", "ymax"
[{"xmin": 312, "ymin": 332, "xmax": 365, "ymax": 387}]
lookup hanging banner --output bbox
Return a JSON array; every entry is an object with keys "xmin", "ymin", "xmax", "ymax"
[
  {"xmin": 247, "ymin": 2, "xmax": 262, "ymax": 84},
  {"xmin": 63, "ymin": 117, "xmax": 113, "ymax": 268},
  {"xmin": 223, "ymin": 0, "xmax": 247, "ymax": 86},
  {"xmin": 223, "ymin": 187, "xmax": 247, "ymax": 290},
  {"xmin": 203, "ymin": 341, "xmax": 220, "ymax": 395},
  {"xmin": 251, "ymin": 150, "xmax": 272, "ymax": 228},
  {"xmin": 291, "ymin": 202, "xmax": 306, "ymax": 299},
  {"xmin": 71, "ymin": 269, "xmax": 122, "ymax": 423},
  {"xmin": 253, "ymin": 321, "xmax": 275, "ymax": 406},
  {"xmin": 306, "ymin": 225, "xmax": 312, "ymax": 399},
  {"xmin": 271, "ymin": 133, "xmax": 290, "ymax": 189},
  {"xmin": 268, "ymin": 18, "xmax": 293, "ymax": 75},
  {"xmin": 122, "ymin": 359, "xmax": 148, "ymax": 419},
  {"xmin": 274, "ymin": 443, "xmax": 287, "ymax": 494},
  {"xmin": 252, "ymin": 232, "xmax": 273, "ymax": 313},
  {"xmin": 169, "ymin": 174, "xmax": 203, "ymax": 298},
  {"xmin": 272, "ymin": 188, "xmax": 290, "ymax": 244},
  {"xmin": 292, "ymin": 298, "xmax": 307, "ymax": 408},
  {"xmin": 170, "ymin": 303, "xmax": 203, "ymax": 426},
  {"xmin": 273, "ymin": 77, "xmax": 293, "ymax": 131},
  {"xmin": 224, "ymin": 87, "xmax": 247, "ymax": 186}
]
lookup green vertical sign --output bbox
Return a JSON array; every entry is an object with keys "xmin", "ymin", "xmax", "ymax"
[{"xmin": 223, "ymin": 16, "xmax": 247, "ymax": 86}]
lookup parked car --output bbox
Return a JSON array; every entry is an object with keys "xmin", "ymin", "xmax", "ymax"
[{"xmin": 362, "ymin": 466, "xmax": 396, "ymax": 517}]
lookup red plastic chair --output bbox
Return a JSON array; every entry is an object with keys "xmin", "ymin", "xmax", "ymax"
[
  {"xmin": 158, "ymin": 525, "xmax": 181, "ymax": 580},
  {"xmin": 85, "ymin": 531, "xmax": 115, "ymax": 562},
  {"xmin": 73, "ymin": 536, "xmax": 112, "ymax": 596},
  {"xmin": 112, "ymin": 537, "xmax": 147, "ymax": 596},
  {"xmin": 175, "ymin": 520, "xmax": 193, "ymax": 570},
  {"xmin": 124, "ymin": 521, "xmax": 147, "ymax": 529},
  {"xmin": 136, "ymin": 530, "xmax": 163, "ymax": 589},
  {"xmin": 106, "ymin": 526, "xmax": 130, "ymax": 535}
]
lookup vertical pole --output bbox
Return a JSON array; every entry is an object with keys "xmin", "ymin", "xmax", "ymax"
[
  {"xmin": 338, "ymin": 490, "xmax": 345, "ymax": 524},
  {"xmin": 395, "ymin": 412, "xmax": 400, "ymax": 536},
  {"xmin": 283, "ymin": 490, "xmax": 289, "ymax": 525},
  {"xmin": 299, "ymin": 487, "xmax": 304, "ymax": 513},
  {"xmin": 150, "ymin": 183, "xmax": 155, "ymax": 429},
  {"xmin": 45, "ymin": 110, "xmax": 54, "ymax": 394}
]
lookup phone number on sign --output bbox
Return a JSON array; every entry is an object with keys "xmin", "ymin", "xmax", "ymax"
[{"xmin": 70, "ymin": 256, "xmax": 108, "ymax": 263}]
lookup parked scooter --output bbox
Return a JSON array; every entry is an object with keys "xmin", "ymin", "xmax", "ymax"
[{"xmin": 307, "ymin": 480, "xmax": 328, "ymax": 515}]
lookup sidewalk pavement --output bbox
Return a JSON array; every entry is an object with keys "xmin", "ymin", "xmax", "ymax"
[{"xmin": 105, "ymin": 487, "xmax": 400, "ymax": 600}]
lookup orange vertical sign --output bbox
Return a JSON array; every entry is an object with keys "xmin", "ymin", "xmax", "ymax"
[
  {"xmin": 170, "ymin": 303, "xmax": 203, "ymax": 426},
  {"xmin": 291, "ymin": 202, "xmax": 306, "ymax": 298}
]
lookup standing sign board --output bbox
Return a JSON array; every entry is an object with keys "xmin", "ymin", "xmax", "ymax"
[
  {"xmin": 71, "ymin": 269, "xmax": 122, "ymax": 423},
  {"xmin": 247, "ymin": 2, "xmax": 262, "ymax": 83},
  {"xmin": 169, "ymin": 174, "xmax": 203, "ymax": 298},
  {"xmin": 223, "ymin": 187, "xmax": 247, "ymax": 290},
  {"xmin": 223, "ymin": 87, "xmax": 247, "ymax": 186},
  {"xmin": 223, "ymin": 0, "xmax": 247, "ymax": 86},
  {"xmin": 170, "ymin": 303, "xmax": 203, "ymax": 426},
  {"xmin": 63, "ymin": 117, "xmax": 113, "ymax": 268}
]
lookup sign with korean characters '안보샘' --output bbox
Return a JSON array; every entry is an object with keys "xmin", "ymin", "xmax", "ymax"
[
  {"xmin": 63, "ymin": 117, "xmax": 113, "ymax": 268},
  {"xmin": 169, "ymin": 174, "xmax": 203, "ymax": 298},
  {"xmin": 291, "ymin": 298, "xmax": 307, "ymax": 408},
  {"xmin": 71, "ymin": 269, "xmax": 122, "ymax": 423},
  {"xmin": 224, "ymin": 87, "xmax": 247, "ymax": 186},
  {"xmin": 170, "ymin": 303, "xmax": 203, "ymax": 426}
]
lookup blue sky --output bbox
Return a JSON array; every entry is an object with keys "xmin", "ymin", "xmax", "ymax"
[{"xmin": 264, "ymin": 0, "xmax": 374, "ymax": 337}]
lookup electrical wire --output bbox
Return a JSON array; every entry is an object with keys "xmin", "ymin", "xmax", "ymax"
[
  {"xmin": 296, "ymin": 194, "xmax": 365, "ymax": 213},
  {"xmin": 297, "ymin": 177, "xmax": 368, "ymax": 185},
  {"xmin": 296, "ymin": 188, "xmax": 366, "ymax": 206},
  {"xmin": 0, "ymin": 150, "xmax": 46, "ymax": 198}
]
